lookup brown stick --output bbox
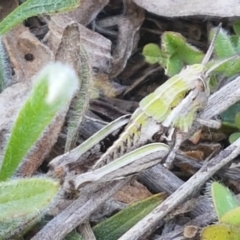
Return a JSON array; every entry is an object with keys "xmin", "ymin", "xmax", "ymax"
[
  {"xmin": 31, "ymin": 179, "xmax": 130, "ymax": 240},
  {"xmin": 118, "ymin": 138, "xmax": 240, "ymax": 240}
]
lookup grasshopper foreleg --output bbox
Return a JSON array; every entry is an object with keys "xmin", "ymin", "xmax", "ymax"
[
  {"xmin": 164, "ymin": 131, "xmax": 184, "ymax": 169},
  {"xmin": 162, "ymin": 88, "xmax": 206, "ymax": 132},
  {"xmin": 161, "ymin": 87, "xmax": 208, "ymax": 168}
]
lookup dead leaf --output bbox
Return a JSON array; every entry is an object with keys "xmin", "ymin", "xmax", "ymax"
[
  {"xmin": 59, "ymin": 0, "xmax": 110, "ymax": 26},
  {"xmin": 0, "ymin": 82, "xmax": 30, "ymax": 154},
  {"xmin": 92, "ymin": 72, "xmax": 127, "ymax": 98},
  {"xmin": 3, "ymin": 24, "xmax": 54, "ymax": 83},
  {"xmin": 189, "ymin": 129, "xmax": 202, "ymax": 144},
  {"xmin": 55, "ymin": 23, "xmax": 82, "ymax": 74},
  {"xmin": 0, "ymin": 0, "xmax": 18, "ymax": 20},
  {"xmin": 46, "ymin": 15, "xmax": 112, "ymax": 73},
  {"xmin": 185, "ymin": 150, "xmax": 204, "ymax": 161},
  {"xmin": 114, "ymin": 180, "xmax": 152, "ymax": 204},
  {"xmin": 110, "ymin": 0, "xmax": 145, "ymax": 78}
]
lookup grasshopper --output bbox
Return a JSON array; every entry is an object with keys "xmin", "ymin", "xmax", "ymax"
[
  {"xmin": 63, "ymin": 26, "xmax": 238, "ymax": 190},
  {"xmin": 91, "ymin": 26, "xmax": 223, "ymax": 169}
]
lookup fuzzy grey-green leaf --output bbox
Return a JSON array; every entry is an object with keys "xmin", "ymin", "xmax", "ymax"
[
  {"xmin": 0, "ymin": 37, "xmax": 10, "ymax": 92},
  {"xmin": 0, "ymin": 178, "xmax": 59, "ymax": 222}
]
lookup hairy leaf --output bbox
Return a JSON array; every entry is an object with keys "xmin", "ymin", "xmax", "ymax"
[
  {"xmin": 0, "ymin": 0, "xmax": 81, "ymax": 35},
  {"xmin": 211, "ymin": 182, "xmax": 239, "ymax": 220},
  {"xmin": 0, "ymin": 63, "xmax": 79, "ymax": 180},
  {"xmin": 0, "ymin": 178, "xmax": 58, "ymax": 222},
  {"xmin": 201, "ymin": 224, "xmax": 240, "ymax": 240}
]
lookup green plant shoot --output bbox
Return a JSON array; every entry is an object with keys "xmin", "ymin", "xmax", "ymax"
[
  {"xmin": 0, "ymin": 62, "xmax": 79, "ymax": 180},
  {"xmin": 143, "ymin": 32, "xmax": 204, "ymax": 76},
  {"xmin": 0, "ymin": 0, "xmax": 81, "ymax": 35}
]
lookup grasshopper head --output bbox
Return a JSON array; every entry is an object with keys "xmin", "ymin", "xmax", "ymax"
[{"xmin": 181, "ymin": 64, "xmax": 208, "ymax": 92}]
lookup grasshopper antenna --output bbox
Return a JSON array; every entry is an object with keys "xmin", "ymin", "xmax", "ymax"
[{"xmin": 202, "ymin": 23, "xmax": 222, "ymax": 65}]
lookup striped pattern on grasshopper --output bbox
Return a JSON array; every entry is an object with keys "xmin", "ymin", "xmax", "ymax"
[{"xmin": 92, "ymin": 26, "xmax": 234, "ymax": 170}]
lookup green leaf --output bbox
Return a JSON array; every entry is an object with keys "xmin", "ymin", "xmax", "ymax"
[
  {"xmin": 180, "ymin": 42, "xmax": 204, "ymax": 64},
  {"xmin": 0, "ymin": 63, "xmax": 79, "ymax": 180},
  {"xmin": 211, "ymin": 182, "xmax": 239, "ymax": 220},
  {"xmin": 0, "ymin": 214, "xmax": 39, "ymax": 240},
  {"xmin": 229, "ymin": 132, "xmax": 240, "ymax": 144},
  {"xmin": 220, "ymin": 207, "xmax": 240, "ymax": 225},
  {"xmin": 210, "ymin": 28, "xmax": 235, "ymax": 59},
  {"xmin": 166, "ymin": 53, "xmax": 183, "ymax": 76},
  {"xmin": 0, "ymin": 0, "xmax": 81, "ymax": 35},
  {"xmin": 221, "ymin": 102, "xmax": 240, "ymax": 125},
  {"xmin": 65, "ymin": 231, "xmax": 84, "ymax": 240},
  {"xmin": 64, "ymin": 42, "xmax": 92, "ymax": 151},
  {"xmin": 142, "ymin": 43, "xmax": 163, "ymax": 64},
  {"xmin": 162, "ymin": 32, "xmax": 184, "ymax": 56},
  {"xmin": 234, "ymin": 113, "xmax": 240, "ymax": 129},
  {"xmin": 0, "ymin": 37, "xmax": 10, "ymax": 92},
  {"xmin": 161, "ymin": 32, "xmax": 203, "ymax": 76},
  {"xmin": 233, "ymin": 20, "xmax": 240, "ymax": 36},
  {"xmin": 209, "ymin": 28, "xmax": 240, "ymax": 77},
  {"xmin": 93, "ymin": 193, "xmax": 166, "ymax": 240},
  {"xmin": 162, "ymin": 32, "xmax": 203, "ymax": 63},
  {"xmin": 208, "ymin": 75, "xmax": 218, "ymax": 91},
  {"xmin": 230, "ymin": 35, "xmax": 240, "ymax": 49},
  {"xmin": 201, "ymin": 224, "xmax": 240, "ymax": 240},
  {"xmin": 0, "ymin": 178, "xmax": 59, "ymax": 222}
]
